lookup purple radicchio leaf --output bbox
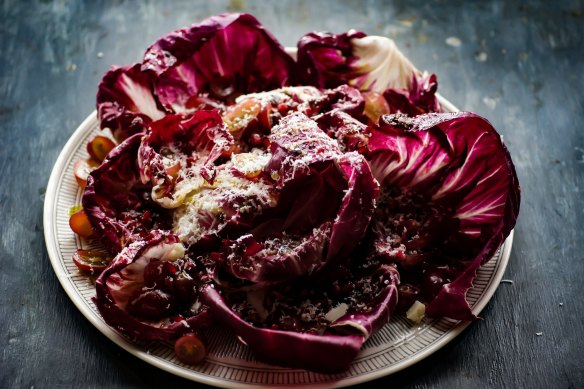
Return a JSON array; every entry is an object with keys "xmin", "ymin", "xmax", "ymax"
[
  {"xmin": 212, "ymin": 149, "xmax": 378, "ymax": 286},
  {"xmin": 265, "ymin": 112, "xmax": 342, "ymax": 190},
  {"xmin": 142, "ymin": 13, "xmax": 295, "ymax": 112},
  {"xmin": 200, "ymin": 284, "xmax": 363, "ymax": 372},
  {"xmin": 315, "ymin": 110, "xmax": 369, "ymax": 152},
  {"xmin": 94, "ymin": 231, "xmax": 211, "ymax": 341},
  {"xmin": 367, "ymin": 112, "xmax": 520, "ymax": 320},
  {"xmin": 329, "ymin": 263, "xmax": 400, "ymax": 337},
  {"xmin": 325, "ymin": 152, "xmax": 378, "ymax": 267},
  {"xmin": 308, "ymin": 85, "xmax": 371, "ymax": 152},
  {"xmin": 213, "ymin": 223, "xmax": 331, "ymax": 285},
  {"xmin": 170, "ymin": 149, "xmax": 277, "ymax": 248},
  {"xmin": 203, "ymin": 112, "xmax": 378, "ymax": 286},
  {"xmin": 310, "ymin": 84, "xmax": 365, "ymax": 118},
  {"xmin": 96, "ymin": 63, "xmax": 165, "ymax": 142},
  {"xmin": 298, "ymin": 31, "xmax": 417, "ymax": 92},
  {"xmin": 290, "ymin": 84, "xmax": 371, "ymax": 153},
  {"xmin": 295, "ymin": 30, "xmax": 367, "ymax": 89},
  {"xmin": 138, "ymin": 110, "xmax": 233, "ymax": 205},
  {"xmin": 383, "ymin": 72, "xmax": 442, "ymax": 116},
  {"xmin": 82, "ymin": 133, "xmax": 172, "ymax": 254},
  {"xmin": 297, "ymin": 31, "xmax": 441, "ymax": 115},
  {"xmin": 200, "ymin": 262, "xmax": 399, "ymax": 372},
  {"xmin": 257, "ymin": 112, "xmax": 378, "ymax": 276}
]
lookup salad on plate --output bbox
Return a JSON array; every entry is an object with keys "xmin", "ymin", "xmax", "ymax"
[{"xmin": 67, "ymin": 13, "xmax": 520, "ymax": 373}]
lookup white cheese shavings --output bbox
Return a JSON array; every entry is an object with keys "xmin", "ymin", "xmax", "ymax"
[
  {"xmin": 236, "ymin": 90, "xmax": 289, "ymax": 108},
  {"xmin": 406, "ymin": 300, "xmax": 426, "ymax": 323},
  {"xmin": 325, "ymin": 303, "xmax": 349, "ymax": 323},
  {"xmin": 173, "ymin": 160, "xmax": 275, "ymax": 246},
  {"xmin": 235, "ymin": 86, "xmax": 321, "ymax": 109},
  {"xmin": 232, "ymin": 149, "xmax": 271, "ymax": 177}
]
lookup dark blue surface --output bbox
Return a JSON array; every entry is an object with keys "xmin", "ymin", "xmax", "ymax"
[{"xmin": 1, "ymin": 0, "xmax": 583, "ymax": 387}]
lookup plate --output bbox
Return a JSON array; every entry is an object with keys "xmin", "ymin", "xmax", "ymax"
[{"xmin": 44, "ymin": 91, "xmax": 513, "ymax": 388}]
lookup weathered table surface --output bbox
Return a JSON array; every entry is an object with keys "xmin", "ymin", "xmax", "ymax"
[{"xmin": 1, "ymin": 0, "xmax": 582, "ymax": 387}]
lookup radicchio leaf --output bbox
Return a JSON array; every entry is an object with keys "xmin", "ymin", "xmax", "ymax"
[
  {"xmin": 296, "ymin": 30, "xmax": 367, "ymax": 89},
  {"xmin": 383, "ymin": 72, "xmax": 441, "ymax": 116},
  {"xmin": 325, "ymin": 152, "xmax": 378, "ymax": 267},
  {"xmin": 215, "ymin": 223, "xmax": 331, "ymax": 285},
  {"xmin": 329, "ymin": 264, "xmax": 400, "ymax": 337},
  {"xmin": 219, "ymin": 112, "xmax": 378, "ymax": 281},
  {"xmin": 96, "ymin": 63, "xmax": 165, "ymax": 142},
  {"xmin": 201, "ymin": 284, "xmax": 363, "ymax": 372},
  {"xmin": 138, "ymin": 110, "xmax": 233, "ymax": 208},
  {"xmin": 310, "ymin": 84, "xmax": 365, "ymax": 118},
  {"xmin": 142, "ymin": 13, "xmax": 295, "ymax": 112},
  {"xmin": 171, "ymin": 151, "xmax": 277, "ymax": 248},
  {"xmin": 367, "ymin": 112, "xmax": 520, "ymax": 320},
  {"xmin": 83, "ymin": 133, "xmax": 172, "ymax": 254},
  {"xmin": 265, "ymin": 112, "xmax": 341, "ymax": 190},
  {"xmin": 298, "ymin": 32, "xmax": 414, "ymax": 92},
  {"xmin": 315, "ymin": 110, "xmax": 369, "ymax": 153},
  {"xmin": 94, "ymin": 231, "xmax": 211, "ymax": 341},
  {"xmin": 297, "ymin": 31, "xmax": 441, "ymax": 115},
  {"xmin": 200, "ymin": 262, "xmax": 399, "ymax": 373},
  {"xmin": 298, "ymin": 85, "xmax": 370, "ymax": 152}
]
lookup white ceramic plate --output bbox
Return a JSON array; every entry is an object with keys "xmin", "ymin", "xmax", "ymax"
[{"xmin": 44, "ymin": 91, "xmax": 513, "ymax": 388}]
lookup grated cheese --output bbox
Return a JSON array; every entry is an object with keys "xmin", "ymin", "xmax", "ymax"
[
  {"xmin": 173, "ymin": 160, "xmax": 276, "ymax": 246},
  {"xmin": 231, "ymin": 149, "xmax": 271, "ymax": 177}
]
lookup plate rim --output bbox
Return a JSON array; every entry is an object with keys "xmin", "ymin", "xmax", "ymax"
[{"xmin": 44, "ymin": 98, "xmax": 513, "ymax": 389}]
